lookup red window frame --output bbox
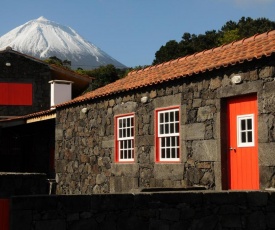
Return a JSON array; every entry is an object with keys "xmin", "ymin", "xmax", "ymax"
[
  {"xmin": 155, "ymin": 106, "xmax": 180, "ymax": 162},
  {"xmin": 0, "ymin": 82, "xmax": 33, "ymax": 105},
  {"xmin": 114, "ymin": 113, "xmax": 135, "ymax": 163}
]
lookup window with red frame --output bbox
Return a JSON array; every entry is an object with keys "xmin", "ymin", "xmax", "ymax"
[
  {"xmin": 156, "ymin": 107, "xmax": 180, "ymax": 162},
  {"xmin": 115, "ymin": 114, "xmax": 134, "ymax": 162}
]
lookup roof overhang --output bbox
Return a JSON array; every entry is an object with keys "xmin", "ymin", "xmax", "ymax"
[
  {"xmin": 0, "ymin": 109, "xmax": 56, "ymax": 128},
  {"xmin": 26, "ymin": 113, "xmax": 56, "ymax": 124}
]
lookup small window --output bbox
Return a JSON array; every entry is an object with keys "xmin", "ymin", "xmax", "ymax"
[
  {"xmin": 156, "ymin": 107, "xmax": 180, "ymax": 162},
  {"xmin": 237, "ymin": 114, "xmax": 254, "ymax": 147},
  {"xmin": 115, "ymin": 114, "xmax": 134, "ymax": 162}
]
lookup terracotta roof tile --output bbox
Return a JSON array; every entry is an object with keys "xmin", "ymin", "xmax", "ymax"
[{"xmin": 56, "ymin": 30, "xmax": 275, "ymax": 108}]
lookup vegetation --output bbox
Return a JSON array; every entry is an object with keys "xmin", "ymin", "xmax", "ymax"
[
  {"xmin": 77, "ymin": 65, "xmax": 151, "ymax": 92},
  {"xmin": 153, "ymin": 17, "xmax": 275, "ymax": 65},
  {"xmin": 79, "ymin": 64, "xmax": 128, "ymax": 92},
  {"xmin": 44, "ymin": 56, "xmax": 71, "ymax": 68}
]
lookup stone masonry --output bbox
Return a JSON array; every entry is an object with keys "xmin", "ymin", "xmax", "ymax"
[
  {"xmin": 55, "ymin": 57, "xmax": 275, "ymax": 194},
  {"xmin": 10, "ymin": 191, "xmax": 275, "ymax": 230},
  {"xmin": 0, "ymin": 51, "xmax": 51, "ymax": 116}
]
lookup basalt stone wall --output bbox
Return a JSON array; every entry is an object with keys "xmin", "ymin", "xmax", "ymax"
[
  {"xmin": 0, "ymin": 51, "xmax": 51, "ymax": 116},
  {"xmin": 10, "ymin": 191, "xmax": 275, "ymax": 230},
  {"xmin": 55, "ymin": 57, "xmax": 275, "ymax": 194},
  {"xmin": 0, "ymin": 173, "xmax": 47, "ymax": 198}
]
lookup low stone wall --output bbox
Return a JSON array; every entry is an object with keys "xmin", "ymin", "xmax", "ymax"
[
  {"xmin": 10, "ymin": 191, "xmax": 275, "ymax": 230},
  {"xmin": 0, "ymin": 173, "xmax": 47, "ymax": 198}
]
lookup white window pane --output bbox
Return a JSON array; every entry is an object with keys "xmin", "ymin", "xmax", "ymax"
[
  {"xmin": 161, "ymin": 148, "xmax": 165, "ymax": 158},
  {"xmin": 170, "ymin": 123, "xmax": 174, "ymax": 133},
  {"xmin": 241, "ymin": 119, "xmax": 246, "ymax": 131},
  {"xmin": 160, "ymin": 124, "xmax": 164, "ymax": 134},
  {"xmin": 170, "ymin": 112, "xmax": 174, "ymax": 122},
  {"xmin": 167, "ymin": 148, "xmax": 170, "ymax": 158},
  {"xmin": 160, "ymin": 113, "xmax": 164, "ymax": 123},
  {"xmin": 127, "ymin": 118, "xmax": 131, "ymax": 127},
  {"xmin": 175, "ymin": 123, "xmax": 179, "ymax": 133},
  {"xmin": 172, "ymin": 136, "xmax": 175, "ymax": 146},
  {"xmin": 247, "ymin": 119, "xmax": 252, "ymax": 130},
  {"xmin": 241, "ymin": 132, "xmax": 246, "ymax": 143},
  {"xmin": 247, "ymin": 131, "xmax": 252, "ymax": 142},
  {"xmin": 171, "ymin": 148, "xmax": 176, "ymax": 158},
  {"xmin": 237, "ymin": 114, "xmax": 254, "ymax": 147},
  {"xmin": 165, "ymin": 124, "xmax": 169, "ymax": 133},
  {"xmin": 167, "ymin": 137, "xmax": 171, "ymax": 147},
  {"xmin": 175, "ymin": 111, "xmax": 179, "ymax": 121}
]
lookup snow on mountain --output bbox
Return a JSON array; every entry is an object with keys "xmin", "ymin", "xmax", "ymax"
[{"xmin": 0, "ymin": 16, "xmax": 126, "ymax": 69}]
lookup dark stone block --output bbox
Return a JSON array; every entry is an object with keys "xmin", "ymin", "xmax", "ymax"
[
  {"xmin": 267, "ymin": 213, "xmax": 275, "ymax": 228},
  {"xmin": 149, "ymin": 219, "xmax": 170, "ymax": 230},
  {"xmin": 98, "ymin": 194, "xmax": 134, "ymax": 211},
  {"xmin": 204, "ymin": 192, "xmax": 247, "ymax": 205},
  {"xmin": 10, "ymin": 210, "xmax": 32, "ymax": 230},
  {"xmin": 160, "ymin": 208, "xmax": 180, "ymax": 221},
  {"xmin": 247, "ymin": 192, "xmax": 269, "ymax": 207},
  {"xmin": 35, "ymin": 220, "xmax": 66, "ymax": 230},
  {"xmin": 220, "ymin": 214, "xmax": 242, "ymax": 228},
  {"xmin": 11, "ymin": 195, "xmax": 58, "ymax": 211},
  {"xmin": 247, "ymin": 211, "xmax": 266, "ymax": 230},
  {"xmin": 68, "ymin": 219, "xmax": 98, "ymax": 230},
  {"xmin": 190, "ymin": 215, "xmax": 220, "ymax": 230},
  {"xmin": 60, "ymin": 195, "xmax": 91, "ymax": 212}
]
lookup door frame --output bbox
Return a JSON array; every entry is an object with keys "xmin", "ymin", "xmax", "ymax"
[{"xmin": 221, "ymin": 93, "xmax": 259, "ymax": 190}]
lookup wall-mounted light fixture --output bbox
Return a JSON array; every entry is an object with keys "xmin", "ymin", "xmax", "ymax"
[
  {"xmin": 231, "ymin": 75, "xmax": 242, "ymax": 84},
  {"xmin": 81, "ymin": 108, "xmax": 88, "ymax": 114},
  {"xmin": 141, "ymin": 96, "xmax": 148, "ymax": 103},
  {"xmin": 5, "ymin": 62, "xmax": 11, "ymax": 67}
]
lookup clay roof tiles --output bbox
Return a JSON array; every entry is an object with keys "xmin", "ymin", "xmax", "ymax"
[{"xmin": 57, "ymin": 30, "xmax": 275, "ymax": 108}]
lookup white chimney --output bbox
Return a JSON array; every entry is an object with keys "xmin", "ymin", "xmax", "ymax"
[{"xmin": 49, "ymin": 80, "xmax": 73, "ymax": 107}]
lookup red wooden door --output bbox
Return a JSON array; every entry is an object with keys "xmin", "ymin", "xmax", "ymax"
[
  {"xmin": 0, "ymin": 199, "xmax": 9, "ymax": 230},
  {"xmin": 227, "ymin": 94, "xmax": 259, "ymax": 190}
]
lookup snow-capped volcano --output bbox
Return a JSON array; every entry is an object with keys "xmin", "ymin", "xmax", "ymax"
[{"xmin": 0, "ymin": 16, "xmax": 126, "ymax": 69}]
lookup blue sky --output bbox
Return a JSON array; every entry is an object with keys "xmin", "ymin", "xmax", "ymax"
[{"xmin": 0, "ymin": 0, "xmax": 275, "ymax": 67}]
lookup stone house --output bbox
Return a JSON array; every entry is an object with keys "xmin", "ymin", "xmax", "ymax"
[
  {"xmin": 0, "ymin": 48, "xmax": 92, "ymax": 227},
  {"xmin": 0, "ymin": 47, "xmax": 91, "ymax": 176},
  {"xmin": 55, "ymin": 30, "xmax": 275, "ymax": 194}
]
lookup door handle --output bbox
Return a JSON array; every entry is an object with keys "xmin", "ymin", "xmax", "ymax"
[{"xmin": 229, "ymin": 147, "xmax": 236, "ymax": 151}]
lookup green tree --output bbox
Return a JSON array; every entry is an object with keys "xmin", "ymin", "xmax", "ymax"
[
  {"xmin": 218, "ymin": 28, "xmax": 240, "ymax": 45},
  {"xmin": 44, "ymin": 56, "xmax": 71, "ymax": 69},
  {"xmin": 62, "ymin": 59, "xmax": 71, "ymax": 67},
  {"xmin": 44, "ymin": 56, "xmax": 63, "ymax": 66},
  {"xmin": 153, "ymin": 40, "xmax": 180, "ymax": 65},
  {"xmin": 237, "ymin": 17, "xmax": 275, "ymax": 38},
  {"xmin": 84, "ymin": 64, "xmax": 121, "ymax": 92},
  {"xmin": 153, "ymin": 17, "xmax": 275, "ymax": 65}
]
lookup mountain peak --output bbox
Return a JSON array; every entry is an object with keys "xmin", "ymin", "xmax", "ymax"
[
  {"xmin": 37, "ymin": 16, "xmax": 48, "ymax": 21},
  {"xmin": 0, "ymin": 17, "xmax": 126, "ymax": 69}
]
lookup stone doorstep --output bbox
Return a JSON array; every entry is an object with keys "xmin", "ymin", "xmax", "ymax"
[{"xmin": 131, "ymin": 186, "xmax": 207, "ymax": 193}]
